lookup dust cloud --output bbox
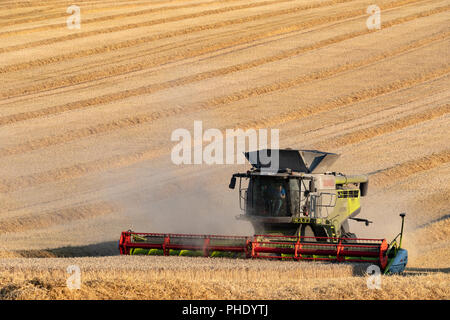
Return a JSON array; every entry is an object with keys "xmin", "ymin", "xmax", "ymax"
[{"xmin": 106, "ymin": 156, "xmax": 254, "ymax": 236}]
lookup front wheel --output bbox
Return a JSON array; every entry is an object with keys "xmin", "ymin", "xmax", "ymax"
[
  {"xmin": 299, "ymin": 225, "xmax": 315, "ymax": 239},
  {"xmin": 341, "ymin": 230, "xmax": 358, "ymax": 243},
  {"xmin": 299, "ymin": 225, "xmax": 328, "ymax": 242}
]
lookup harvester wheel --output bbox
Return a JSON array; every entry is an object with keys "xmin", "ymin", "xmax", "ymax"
[
  {"xmin": 299, "ymin": 225, "xmax": 328, "ymax": 242},
  {"xmin": 341, "ymin": 231, "xmax": 358, "ymax": 243},
  {"xmin": 299, "ymin": 225, "xmax": 316, "ymax": 241}
]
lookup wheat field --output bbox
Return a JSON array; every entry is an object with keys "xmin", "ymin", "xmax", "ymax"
[{"xmin": 0, "ymin": 0, "xmax": 449, "ymax": 299}]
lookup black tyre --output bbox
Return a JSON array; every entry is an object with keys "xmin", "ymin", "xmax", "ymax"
[
  {"xmin": 300, "ymin": 225, "xmax": 315, "ymax": 239},
  {"xmin": 341, "ymin": 229, "xmax": 358, "ymax": 243},
  {"xmin": 299, "ymin": 225, "xmax": 329, "ymax": 242}
]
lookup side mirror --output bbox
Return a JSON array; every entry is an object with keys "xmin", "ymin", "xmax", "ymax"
[
  {"xmin": 229, "ymin": 176, "xmax": 236, "ymax": 189},
  {"xmin": 360, "ymin": 181, "xmax": 369, "ymax": 197},
  {"xmin": 309, "ymin": 179, "xmax": 316, "ymax": 192}
]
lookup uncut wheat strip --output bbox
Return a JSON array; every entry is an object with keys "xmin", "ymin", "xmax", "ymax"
[{"xmin": 0, "ymin": 268, "xmax": 447, "ymax": 299}]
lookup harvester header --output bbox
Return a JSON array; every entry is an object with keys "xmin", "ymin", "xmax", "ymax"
[
  {"xmin": 119, "ymin": 214, "xmax": 407, "ymax": 274},
  {"xmin": 119, "ymin": 149, "xmax": 408, "ymax": 274}
]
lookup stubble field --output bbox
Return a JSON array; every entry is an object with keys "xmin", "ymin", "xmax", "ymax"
[{"xmin": 0, "ymin": 0, "xmax": 449, "ymax": 299}]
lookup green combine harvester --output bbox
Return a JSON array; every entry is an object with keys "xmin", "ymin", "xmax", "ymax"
[{"xmin": 119, "ymin": 149, "xmax": 408, "ymax": 274}]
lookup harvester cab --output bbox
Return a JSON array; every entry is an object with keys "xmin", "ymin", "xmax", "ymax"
[
  {"xmin": 119, "ymin": 149, "xmax": 408, "ymax": 274},
  {"xmin": 229, "ymin": 149, "xmax": 369, "ymax": 239}
]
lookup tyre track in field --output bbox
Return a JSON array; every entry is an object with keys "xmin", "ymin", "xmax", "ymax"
[
  {"xmin": 0, "ymin": 29, "xmax": 447, "ymax": 158},
  {"xmin": 309, "ymin": 90, "xmax": 450, "ymax": 147},
  {"xmin": 315, "ymin": 104, "xmax": 450, "ymax": 149},
  {"xmin": 0, "ymin": 146, "xmax": 168, "ymax": 194},
  {"xmin": 233, "ymin": 88, "xmax": 449, "ymax": 150},
  {"xmin": 0, "ymin": 0, "xmax": 299, "ymax": 38},
  {"xmin": 2, "ymin": 0, "xmax": 437, "ymax": 96},
  {"xmin": 0, "ymin": 202, "xmax": 116, "ymax": 234},
  {"xmin": 370, "ymin": 149, "xmax": 450, "ymax": 186},
  {"xmin": 0, "ymin": 1, "xmax": 70, "ymax": 9},
  {"xmin": 3, "ymin": 2, "xmax": 446, "ymax": 100},
  {"xmin": 0, "ymin": 0, "xmax": 179, "ymax": 10},
  {"xmin": 0, "ymin": 66, "xmax": 448, "ymax": 193},
  {"xmin": 218, "ymin": 80, "xmax": 450, "ymax": 146},
  {"xmin": 1, "ymin": 8, "xmax": 306, "ymax": 87},
  {"xmin": 0, "ymin": 0, "xmax": 359, "ymax": 64},
  {"xmin": 8, "ymin": 0, "xmax": 427, "ymax": 65},
  {"xmin": 229, "ymin": 65, "xmax": 450, "ymax": 133},
  {"xmin": 273, "ymin": 85, "xmax": 448, "ymax": 151},
  {"xmin": 0, "ymin": 6, "xmax": 57, "ymax": 21},
  {"xmin": 0, "ymin": 7, "xmax": 318, "ymax": 94},
  {"xmin": 0, "ymin": 23, "xmax": 446, "ymax": 150},
  {"xmin": 0, "ymin": 0, "xmax": 247, "ymax": 28},
  {"xmin": 0, "ymin": 0, "xmax": 211, "ymax": 21},
  {"xmin": 1, "ymin": 2, "xmax": 445, "ymax": 106}
]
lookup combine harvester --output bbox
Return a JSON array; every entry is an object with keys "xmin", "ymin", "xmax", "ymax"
[{"xmin": 119, "ymin": 150, "xmax": 408, "ymax": 274}]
